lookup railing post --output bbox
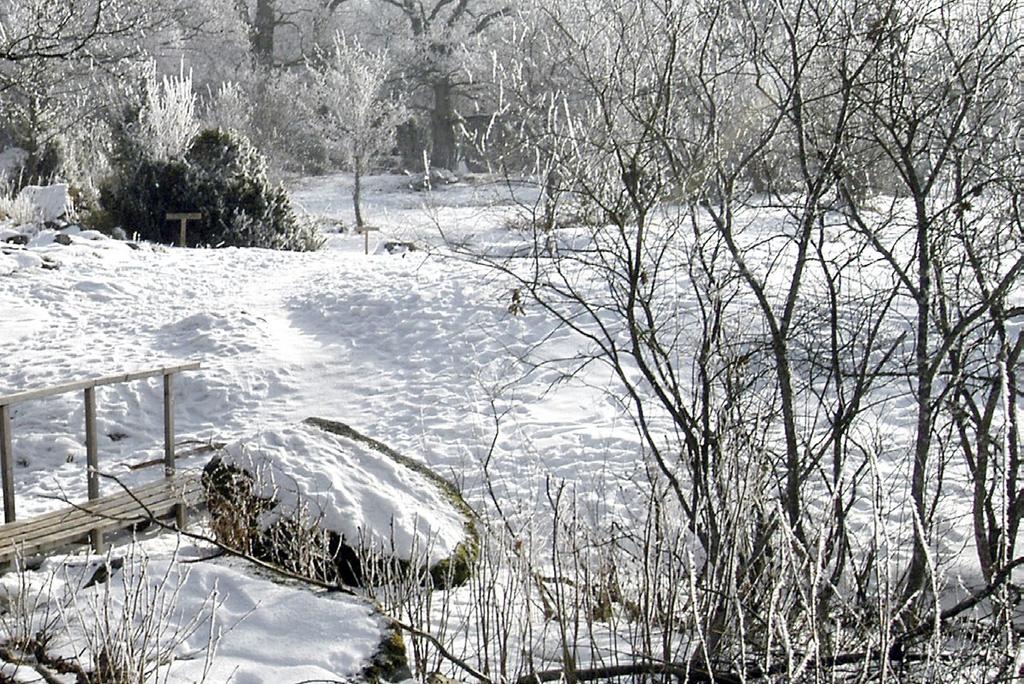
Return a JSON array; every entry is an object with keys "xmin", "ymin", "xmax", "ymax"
[
  {"xmin": 163, "ymin": 372, "xmax": 175, "ymax": 478},
  {"xmin": 163, "ymin": 372, "xmax": 186, "ymax": 529},
  {"xmin": 0, "ymin": 404, "xmax": 14, "ymax": 523},
  {"xmin": 84, "ymin": 386, "xmax": 105, "ymax": 553}
]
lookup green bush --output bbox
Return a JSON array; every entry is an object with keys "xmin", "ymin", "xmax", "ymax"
[{"xmin": 99, "ymin": 128, "xmax": 321, "ymax": 250}]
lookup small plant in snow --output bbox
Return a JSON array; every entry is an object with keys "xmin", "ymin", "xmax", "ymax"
[
  {"xmin": 204, "ymin": 449, "xmax": 343, "ymax": 585},
  {"xmin": 0, "ymin": 557, "xmax": 66, "ymax": 678},
  {"xmin": 0, "ymin": 545, "xmax": 222, "ymax": 683},
  {"xmin": 0, "ymin": 191, "xmax": 41, "ymax": 227},
  {"xmin": 58, "ymin": 546, "xmax": 222, "ymax": 684}
]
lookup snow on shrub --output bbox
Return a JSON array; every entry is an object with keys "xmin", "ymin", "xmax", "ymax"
[{"xmin": 0, "ymin": 191, "xmax": 43, "ymax": 227}]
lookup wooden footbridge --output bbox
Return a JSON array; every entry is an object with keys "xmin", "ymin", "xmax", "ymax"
[{"xmin": 0, "ymin": 363, "xmax": 203, "ymax": 563}]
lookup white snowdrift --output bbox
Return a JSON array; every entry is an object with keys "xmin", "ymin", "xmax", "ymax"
[
  {"xmin": 0, "ymin": 252, "xmax": 18, "ymax": 276},
  {"xmin": 218, "ymin": 421, "xmax": 468, "ymax": 563},
  {"xmin": 0, "ymin": 548, "xmax": 390, "ymax": 682}
]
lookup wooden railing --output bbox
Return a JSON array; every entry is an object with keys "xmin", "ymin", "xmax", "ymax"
[{"xmin": 0, "ymin": 362, "xmax": 201, "ymax": 551}]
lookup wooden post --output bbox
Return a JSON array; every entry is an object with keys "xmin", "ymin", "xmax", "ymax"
[
  {"xmin": 357, "ymin": 226, "xmax": 380, "ymax": 255},
  {"xmin": 84, "ymin": 386, "xmax": 104, "ymax": 553},
  {"xmin": 0, "ymin": 404, "xmax": 14, "ymax": 524},
  {"xmin": 163, "ymin": 372, "xmax": 186, "ymax": 529},
  {"xmin": 166, "ymin": 212, "xmax": 202, "ymax": 248},
  {"xmin": 163, "ymin": 372, "xmax": 174, "ymax": 478}
]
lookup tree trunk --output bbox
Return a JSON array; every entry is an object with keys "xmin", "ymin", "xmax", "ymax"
[
  {"xmin": 352, "ymin": 160, "xmax": 365, "ymax": 229},
  {"xmin": 252, "ymin": 0, "xmax": 276, "ymax": 67},
  {"xmin": 430, "ymin": 79, "xmax": 457, "ymax": 170},
  {"xmin": 904, "ymin": 205, "xmax": 933, "ymax": 605}
]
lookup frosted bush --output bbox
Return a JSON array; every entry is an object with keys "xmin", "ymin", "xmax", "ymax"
[
  {"xmin": 0, "ymin": 191, "xmax": 41, "ymax": 227},
  {"xmin": 141, "ymin": 65, "xmax": 199, "ymax": 162},
  {"xmin": 100, "ymin": 128, "xmax": 321, "ymax": 251},
  {"xmin": 205, "ymin": 81, "xmax": 252, "ymax": 137}
]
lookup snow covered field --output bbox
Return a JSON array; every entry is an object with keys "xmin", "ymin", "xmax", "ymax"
[
  {"xmin": 0, "ymin": 173, "xmax": 646, "ymax": 680},
  {"xmin": 0, "ymin": 172, "xmax": 1006, "ymax": 679},
  {"xmin": 0, "ymin": 174, "xmax": 641, "ymax": 521}
]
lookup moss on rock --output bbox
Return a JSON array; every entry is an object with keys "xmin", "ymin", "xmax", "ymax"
[{"xmin": 362, "ymin": 620, "xmax": 412, "ymax": 683}]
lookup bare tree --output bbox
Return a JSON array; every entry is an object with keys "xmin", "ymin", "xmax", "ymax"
[
  {"xmin": 366, "ymin": 0, "xmax": 507, "ymax": 169},
  {"xmin": 836, "ymin": 0, "xmax": 1024, "ymax": 606},
  {"xmin": 0, "ymin": 0, "xmax": 139, "ymax": 65},
  {"xmin": 449, "ymin": 0, "xmax": 1024, "ymax": 678},
  {"xmin": 232, "ymin": 0, "xmax": 351, "ymax": 67},
  {"xmin": 0, "ymin": 0, "xmax": 157, "ymax": 186},
  {"xmin": 306, "ymin": 34, "xmax": 406, "ymax": 228}
]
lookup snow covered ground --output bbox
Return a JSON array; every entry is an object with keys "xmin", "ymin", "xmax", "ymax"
[
  {"xmin": 0, "ymin": 173, "xmax": 645, "ymax": 680},
  {"xmin": 0, "ymin": 174, "xmax": 641, "ymax": 522},
  {"xmin": 0, "ymin": 172, "xmax": 1001, "ymax": 679},
  {"xmin": 0, "ymin": 536, "xmax": 391, "ymax": 683}
]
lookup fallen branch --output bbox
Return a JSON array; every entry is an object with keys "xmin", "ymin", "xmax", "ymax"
[
  {"xmin": 895, "ymin": 555, "xmax": 1024, "ymax": 646},
  {"xmin": 516, "ymin": 662, "xmax": 739, "ymax": 684},
  {"xmin": 397, "ymin": 620, "xmax": 492, "ymax": 683},
  {"xmin": 127, "ymin": 439, "xmax": 227, "ymax": 470}
]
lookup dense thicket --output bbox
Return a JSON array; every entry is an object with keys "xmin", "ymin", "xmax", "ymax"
[{"xmin": 446, "ymin": 0, "xmax": 1024, "ymax": 680}]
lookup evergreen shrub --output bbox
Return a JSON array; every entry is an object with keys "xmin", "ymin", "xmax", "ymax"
[{"xmin": 100, "ymin": 128, "xmax": 321, "ymax": 250}]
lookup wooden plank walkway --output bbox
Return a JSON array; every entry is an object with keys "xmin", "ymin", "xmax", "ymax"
[
  {"xmin": 0, "ymin": 363, "xmax": 203, "ymax": 564},
  {"xmin": 0, "ymin": 473, "xmax": 202, "ymax": 562}
]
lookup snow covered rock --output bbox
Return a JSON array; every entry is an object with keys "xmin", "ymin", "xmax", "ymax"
[
  {"xmin": 0, "ymin": 246, "xmax": 52, "ymax": 274},
  {"xmin": 16, "ymin": 183, "xmax": 72, "ymax": 222},
  {"xmin": 0, "ymin": 252, "xmax": 18, "ymax": 276},
  {"xmin": 203, "ymin": 418, "xmax": 478, "ymax": 588},
  {"xmin": 383, "ymin": 240, "xmax": 418, "ymax": 255},
  {"xmin": 6, "ymin": 250, "xmax": 44, "ymax": 270}
]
